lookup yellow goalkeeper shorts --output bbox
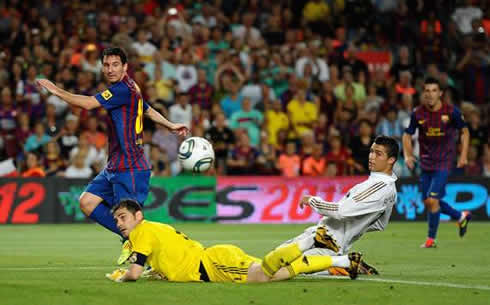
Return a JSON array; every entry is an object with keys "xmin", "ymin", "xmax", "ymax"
[{"xmin": 201, "ymin": 245, "xmax": 261, "ymax": 283}]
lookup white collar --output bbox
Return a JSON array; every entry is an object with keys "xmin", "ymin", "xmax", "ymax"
[{"xmin": 370, "ymin": 171, "xmax": 398, "ymax": 182}]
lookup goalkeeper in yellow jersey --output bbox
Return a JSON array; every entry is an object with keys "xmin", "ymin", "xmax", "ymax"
[{"xmin": 106, "ymin": 199, "xmax": 362, "ymax": 283}]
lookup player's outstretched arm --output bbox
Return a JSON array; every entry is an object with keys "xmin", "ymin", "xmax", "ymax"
[
  {"xmin": 36, "ymin": 79, "xmax": 100, "ymax": 110},
  {"xmin": 106, "ymin": 264, "xmax": 144, "ymax": 282},
  {"xmin": 145, "ymin": 106, "xmax": 189, "ymax": 137}
]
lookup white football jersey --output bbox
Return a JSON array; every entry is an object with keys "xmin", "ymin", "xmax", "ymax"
[{"xmin": 285, "ymin": 172, "xmax": 398, "ymax": 255}]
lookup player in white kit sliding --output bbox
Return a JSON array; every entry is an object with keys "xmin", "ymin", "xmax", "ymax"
[{"xmin": 280, "ymin": 135, "xmax": 399, "ymax": 275}]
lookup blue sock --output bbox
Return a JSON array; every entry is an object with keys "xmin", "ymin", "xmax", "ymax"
[
  {"xmin": 89, "ymin": 203, "xmax": 122, "ymax": 237},
  {"xmin": 439, "ymin": 200, "xmax": 461, "ymax": 220},
  {"xmin": 427, "ymin": 210, "xmax": 440, "ymax": 239}
]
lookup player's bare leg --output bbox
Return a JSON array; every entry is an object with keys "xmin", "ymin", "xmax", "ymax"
[
  {"xmin": 421, "ymin": 198, "xmax": 439, "ymax": 248},
  {"xmin": 79, "ymin": 192, "xmax": 104, "ymax": 216}
]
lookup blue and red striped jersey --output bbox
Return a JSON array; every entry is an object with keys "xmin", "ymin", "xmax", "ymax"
[
  {"xmin": 94, "ymin": 75, "xmax": 151, "ymax": 172},
  {"xmin": 405, "ymin": 103, "xmax": 467, "ymax": 171}
]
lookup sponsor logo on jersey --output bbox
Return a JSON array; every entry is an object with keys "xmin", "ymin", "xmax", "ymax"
[{"xmin": 418, "ymin": 120, "xmax": 425, "ymax": 125}]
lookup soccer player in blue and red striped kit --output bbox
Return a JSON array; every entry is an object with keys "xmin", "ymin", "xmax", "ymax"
[
  {"xmin": 37, "ymin": 47, "xmax": 189, "ymax": 260},
  {"xmin": 402, "ymin": 77, "xmax": 471, "ymax": 248}
]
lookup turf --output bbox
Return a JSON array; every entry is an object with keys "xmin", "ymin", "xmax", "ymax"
[{"xmin": 1, "ymin": 222, "xmax": 489, "ymax": 305}]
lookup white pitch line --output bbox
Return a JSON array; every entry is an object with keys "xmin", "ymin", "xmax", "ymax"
[
  {"xmin": 302, "ymin": 275, "xmax": 490, "ymax": 291},
  {"xmin": 3, "ymin": 266, "xmax": 490, "ymax": 291},
  {"xmin": 2, "ymin": 266, "xmax": 111, "ymax": 271}
]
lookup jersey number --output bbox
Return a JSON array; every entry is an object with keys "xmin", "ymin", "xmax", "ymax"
[{"xmin": 135, "ymin": 99, "xmax": 143, "ymax": 134}]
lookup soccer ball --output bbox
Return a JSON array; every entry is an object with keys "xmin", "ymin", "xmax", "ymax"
[{"xmin": 178, "ymin": 137, "xmax": 215, "ymax": 173}]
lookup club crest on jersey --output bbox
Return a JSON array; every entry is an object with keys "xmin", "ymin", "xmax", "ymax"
[
  {"xmin": 102, "ymin": 90, "xmax": 113, "ymax": 100},
  {"xmin": 441, "ymin": 115, "xmax": 449, "ymax": 123}
]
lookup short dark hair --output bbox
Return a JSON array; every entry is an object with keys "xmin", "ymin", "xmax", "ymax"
[
  {"xmin": 424, "ymin": 77, "xmax": 440, "ymax": 89},
  {"xmin": 101, "ymin": 47, "xmax": 128, "ymax": 65},
  {"xmin": 111, "ymin": 199, "xmax": 142, "ymax": 215},
  {"xmin": 374, "ymin": 135, "xmax": 399, "ymax": 161}
]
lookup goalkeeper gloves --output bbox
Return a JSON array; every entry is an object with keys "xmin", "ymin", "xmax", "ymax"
[{"xmin": 106, "ymin": 268, "xmax": 127, "ymax": 282}]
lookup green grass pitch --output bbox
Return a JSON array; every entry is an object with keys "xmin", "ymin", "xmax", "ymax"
[{"xmin": 1, "ymin": 222, "xmax": 489, "ymax": 305}]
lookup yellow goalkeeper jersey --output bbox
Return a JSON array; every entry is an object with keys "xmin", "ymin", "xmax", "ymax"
[{"xmin": 129, "ymin": 220, "xmax": 204, "ymax": 282}]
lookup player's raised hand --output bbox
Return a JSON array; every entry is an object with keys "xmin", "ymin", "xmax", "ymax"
[
  {"xmin": 170, "ymin": 123, "xmax": 190, "ymax": 137},
  {"xmin": 36, "ymin": 79, "xmax": 60, "ymax": 96}
]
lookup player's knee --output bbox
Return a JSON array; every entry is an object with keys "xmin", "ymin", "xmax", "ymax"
[
  {"xmin": 424, "ymin": 198, "xmax": 440, "ymax": 212},
  {"xmin": 79, "ymin": 193, "xmax": 100, "ymax": 215}
]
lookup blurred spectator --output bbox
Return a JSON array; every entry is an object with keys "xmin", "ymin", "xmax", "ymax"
[
  {"xmin": 349, "ymin": 119, "xmax": 375, "ymax": 175},
  {"xmin": 175, "ymin": 52, "xmax": 198, "ymax": 92},
  {"xmin": 465, "ymin": 146, "xmax": 482, "ymax": 176},
  {"xmin": 152, "ymin": 124, "xmax": 179, "ymax": 175},
  {"xmin": 169, "ymin": 91, "xmax": 192, "ymax": 128},
  {"xmin": 64, "ymin": 152, "xmax": 93, "ymax": 179},
  {"xmin": 277, "ymin": 141, "xmax": 301, "ymax": 177},
  {"xmin": 455, "ymin": 32, "xmax": 489, "ymax": 105},
  {"xmin": 226, "ymin": 132, "xmax": 259, "ymax": 175},
  {"xmin": 42, "ymin": 103, "xmax": 62, "ymax": 137},
  {"xmin": 81, "ymin": 48, "xmax": 102, "ymax": 81},
  {"xmin": 15, "ymin": 112, "xmax": 32, "ymax": 155},
  {"xmin": 56, "ymin": 114, "xmax": 80, "ymax": 159},
  {"xmin": 452, "ymin": 0, "xmax": 483, "ymax": 35},
  {"xmin": 287, "ymin": 89, "xmax": 318, "ymax": 139},
  {"xmin": 0, "ymin": 87, "xmax": 18, "ymax": 157},
  {"xmin": 334, "ymin": 66, "xmax": 366, "ymax": 104},
  {"xmin": 81, "ymin": 116, "xmax": 108, "ymax": 151},
  {"xmin": 232, "ymin": 12, "xmax": 262, "ymax": 41},
  {"xmin": 376, "ymin": 106, "xmax": 404, "ymax": 146},
  {"xmin": 395, "ymin": 70, "xmax": 416, "ymax": 96},
  {"xmin": 265, "ymin": 99, "xmax": 289, "ymax": 147},
  {"xmin": 389, "ymin": 46, "xmax": 417, "ymax": 83},
  {"xmin": 325, "ymin": 135, "xmax": 352, "ymax": 176},
  {"xmin": 229, "ymin": 98, "xmax": 263, "ymax": 147},
  {"xmin": 132, "ymin": 29, "xmax": 158, "ymax": 65},
  {"xmin": 46, "ymin": 82, "xmax": 69, "ymax": 117},
  {"xmin": 302, "ymin": 143, "xmax": 326, "ymax": 177},
  {"xmin": 205, "ymin": 112, "xmax": 235, "ymax": 175},
  {"xmin": 69, "ymin": 134, "xmax": 101, "ymax": 170},
  {"xmin": 189, "ymin": 69, "xmax": 214, "ymax": 111},
  {"xmin": 295, "ymin": 47, "xmax": 329, "ymax": 82},
  {"xmin": 220, "ymin": 82, "xmax": 243, "ymax": 119},
  {"xmin": 339, "ymin": 44, "xmax": 369, "ymax": 79},
  {"xmin": 256, "ymin": 131, "xmax": 279, "ymax": 175},
  {"xmin": 467, "ymin": 109, "xmax": 488, "ymax": 158},
  {"xmin": 24, "ymin": 121, "xmax": 51, "ymax": 153},
  {"xmin": 149, "ymin": 144, "xmax": 170, "ymax": 176},
  {"xmin": 43, "ymin": 141, "xmax": 65, "ymax": 176},
  {"xmin": 16, "ymin": 65, "xmax": 43, "ymax": 117},
  {"xmin": 21, "ymin": 152, "xmax": 46, "ymax": 178}
]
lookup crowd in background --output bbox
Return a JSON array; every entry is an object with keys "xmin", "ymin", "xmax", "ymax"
[{"xmin": 0, "ymin": 0, "xmax": 488, "ymax": 178}]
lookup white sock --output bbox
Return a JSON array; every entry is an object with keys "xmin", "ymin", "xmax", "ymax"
[
  {"xmin": 331, "ymin": 255, "xmax": 350, "ymax": 268},
  {"xmin": 296, "ymin": 236, "xmax": 314, "ymax": 252}
]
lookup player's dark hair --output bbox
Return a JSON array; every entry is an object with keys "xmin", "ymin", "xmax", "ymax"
[
  {"xmin": 111, "ymin": 199, "xmax": 142, "ymax": 215},
  {"xmin": 101, "ymin": 47, "xmax": 128, "ymax": 65},
  {"xmin": 374, "ymin": 135, "xmax": 399, "ymax": 162},
  {"xmin": 424, "ymin": 77, "xmax": 440, "ymax": 89}
]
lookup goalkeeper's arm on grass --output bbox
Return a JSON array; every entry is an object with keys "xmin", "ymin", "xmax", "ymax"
[{"xmin": 106, "ymin": 252, "xmax": 146, "ymax": 282}]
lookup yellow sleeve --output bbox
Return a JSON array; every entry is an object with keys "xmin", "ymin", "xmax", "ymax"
[{"xmin": 130, "ymin": 224, "xmax": 156, "ymax": 256}]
